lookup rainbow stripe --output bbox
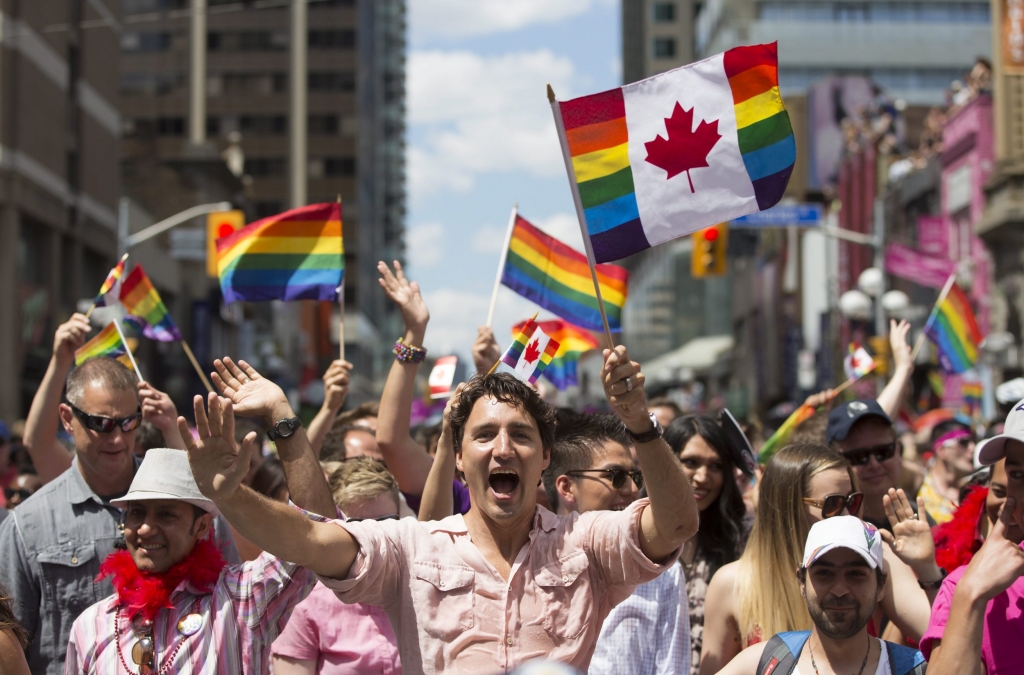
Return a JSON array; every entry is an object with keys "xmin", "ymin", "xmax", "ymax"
[
  {"xmin": 93, "ymin": 254, "xmax": 128, "ymax": 307},
  {"xmin": 759, "ymin": 402, "xmax": 815, "ymax": 463},
  {"xmin": 531, "ymin": 333, "xmax": 561, "ymax": 384},
  {"xmin": 74, "ymin": 322, "xmax": 127, "ymax": 366},
  {"xmin": 119, "ymin": 265, "xmax": 183, "ymax": 342},
  {"xmin": 501, "ymin": 216, "xmax": 628, "ymax": 332},
  {"xmin": 924, "ymin": 282, "xmax": 983, "ymax": 374},
  {"xmin": 216, "ymin": 203, "xmax": 344, "ymax": 303},
  {"xmin": 512, "ymin": 319, "xmax": 598, "ymax": 390},
  {"xmin": 724, "ymin": 43, "xmax": 796, "ymax": 211},
  {"xmin": 502, "ymin": 318, "xmax": 538, "ymax": 369}
]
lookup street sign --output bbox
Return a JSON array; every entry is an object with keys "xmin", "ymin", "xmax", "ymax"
[{"xmin": 732, "ymin": 203, "xmax": 823, "ymax": 227}]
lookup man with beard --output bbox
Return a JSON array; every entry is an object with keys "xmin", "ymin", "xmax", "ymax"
[{"xmin": 718, "ymin": 516, "xmax": 927, "ymax": 675}]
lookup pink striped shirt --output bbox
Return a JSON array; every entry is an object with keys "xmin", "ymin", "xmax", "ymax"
[{"xmin": 64, "ymin": 551, "xmax": 315, "ymax": 674}]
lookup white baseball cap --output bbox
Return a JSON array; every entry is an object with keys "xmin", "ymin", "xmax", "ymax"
[
  {"xmin": 975, "ymin": 399, "xmax": 1024, "ymax": 466},
  {"xmin": 110, "ymin": 448, "xmax": 217, "ymax": 515},
  {"xmin": 801, "ymin": 515, "xmax": 884, "ymax": 570}
]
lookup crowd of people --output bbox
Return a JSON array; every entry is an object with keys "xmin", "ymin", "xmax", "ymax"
[{"xmin": 0, "ymin": 260, "xmax": 1020, "ymax": 674}]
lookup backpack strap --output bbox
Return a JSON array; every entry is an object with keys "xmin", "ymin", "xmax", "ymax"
[
  {"xmin": 884, "ymin": 641, "xmax": 927, "ymax": 675},
  {"xmin": 756, "ymin": 631, "xmax": 811, "ymax": 675}
]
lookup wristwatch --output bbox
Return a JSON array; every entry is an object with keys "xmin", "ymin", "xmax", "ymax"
[
  {"xmin": 267, "ymin": 416, "xmax": 302, "ymax": 441},
  {"xmin": 626, "ymin": 413, "xmax": 664, "ymax": 444},
  {"xmin": 918, "ymin": 567, "xmax": 948, "ymax": 591}
]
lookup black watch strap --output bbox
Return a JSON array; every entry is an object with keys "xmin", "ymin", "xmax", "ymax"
[
  {"xmin": 268, "ymin": 416, "xmax": 302, "ymax": 441},
  {"xmin": 626, "ymin": 413, "xmax": 663, "ymax": 444},
  {"xmin": 918, "ymin": 567, "xmax": 948, "ymax": 591}
]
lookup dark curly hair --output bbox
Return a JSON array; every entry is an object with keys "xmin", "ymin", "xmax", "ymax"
[
  {"xmin": 448, "ymin": 374, "xmax": 556, "ymax": 455},
  {"xmin": 0, "ymin": 583, "xmax": 27, "ymax": 650},
  {"xmin": 664, "ymin": 415, "xmax": 748, "ymax": 578}
]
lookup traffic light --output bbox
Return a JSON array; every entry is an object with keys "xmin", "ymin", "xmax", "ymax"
[
  {"xmin": 691, "ymin": 223, "xmax": 728, "ymax": 277},
  {"xmin": 206, "ymin": 210, "xmax": 245, "ymax": 277}
]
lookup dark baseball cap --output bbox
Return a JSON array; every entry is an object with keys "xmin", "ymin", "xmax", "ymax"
[{"xmin": 825, "ymin": 400, "xmax": 893, "ymax": 445}]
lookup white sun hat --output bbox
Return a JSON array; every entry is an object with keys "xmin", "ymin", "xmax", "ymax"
[{"xmin": 110, "ymin": 448, "xmax": 217, "ymax": 515}]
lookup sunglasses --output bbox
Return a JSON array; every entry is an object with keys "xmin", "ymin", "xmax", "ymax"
[
  {"xmin": 566, "ymin": 468, "xmax": 645, "ymax": 490},
  {"xmin": 841, "ymin": 441, "xmax": 898, "ymax": 466},
  {"xmin": 803, "ymin": 492, "xmax": 864, "ymax": 518},
  {"xmin": 347, "ymin": 514, "xmax": 399, "ymax": 523},
  {"xmin": 67, "ymin": 402, "xmax": 142, "ymax": 434},
  {"xmin": 3, "ymin": 488, "xmax": 33, "ymax": 502}
]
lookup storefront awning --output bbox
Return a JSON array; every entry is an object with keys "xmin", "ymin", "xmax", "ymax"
[{"xmin": 643, "ymin": 335, "xmax": 735, "ymax": 383}]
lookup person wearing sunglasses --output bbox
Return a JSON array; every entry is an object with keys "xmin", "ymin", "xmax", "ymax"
[
  {"xmin": 918, "ymin": 418, "xmax": 976, "ymax": 525},
  {"xmin": 3, "ymin": 473, "xmax": 41, "ymax": 510}
]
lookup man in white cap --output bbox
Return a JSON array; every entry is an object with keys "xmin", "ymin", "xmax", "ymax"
[
  {"xmin": 65, "ymin": 358, "xmax": 337, "ymax": 674},
  {"xmin": 918, "ymin": 401, "xmax": 1024, "ymax": 674},
  {"xmin": 718, "ymin": 516, "xmax": 926, "ymax": 675}
]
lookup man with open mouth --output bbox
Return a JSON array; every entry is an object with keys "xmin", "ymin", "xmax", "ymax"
[{"xmin": 184, "ymin": 342, "xmax": 700, "ymax": 674}]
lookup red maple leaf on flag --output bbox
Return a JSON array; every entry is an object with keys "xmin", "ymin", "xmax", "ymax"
[
  {"xmin": 523, "ymin": 339, "xmax": 541, "ymax": 365},
  {"xmin": 644, "ymin": 102, "xmax": 722, "ymax": 193}
]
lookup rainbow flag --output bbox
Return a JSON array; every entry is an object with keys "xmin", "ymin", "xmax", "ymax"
[
  {"xmin": 498, "ymin": 319, "xmax": 561, "ymax": 385},
  {"xmin": 923, "ymin": 281, "xmax": 983, "ymax": 374},
  {"xmin": 119, "ymin": 265, "xmax": 183, "ymax": 342},
  {"xmin": 501, "ymin": 216, "xmax": 628, "ymax": 332},
  {"xmin": 512, "ymin": 319, "xmax": 599, "ymax": 390},
  {"xmin": 92, "ymin": 253, "xmax": 128, "ymax": 307},
  {"xmin": 216, "ymin": 203, "xmax": 344, "ymax": 303},
  {"xmin": 74, "ymin": 322, "xmax": 127, "ymax": 366},
  {"xmin": 552, "ymin": 42, "xmax": 794, "ymax": 263},
  {"xmin": 759, "ymin": 402, "xmax": 815, "ymax": 463}
]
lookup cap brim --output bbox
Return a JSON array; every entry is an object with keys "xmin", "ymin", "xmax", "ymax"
[
  {"xmin": 804, "ymin": 542, "xmax": 881, "ymax": 570},
  {"xmin": 975, "ymin": 434, "xmax": 1024, "ymax": 466},
  {"xmin": 110, "ymin": 490, "xmax": 219, "ymax": 516}
]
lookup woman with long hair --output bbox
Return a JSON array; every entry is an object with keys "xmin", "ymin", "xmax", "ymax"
[
  {"xmin": 0, "ymin": 583, "xmax": 29, "ymax": 674},
  {"xmin": 664, "ymin": 415, "xmax": 750, "ymax": 675}
]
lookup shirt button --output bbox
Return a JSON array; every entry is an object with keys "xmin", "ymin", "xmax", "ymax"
[
  {"xmin": 507, "ymin": 637, "xmax": 514, "ymax": 645},
  {"xmin": 439, "ymin": 580, "xmax": 446, "ymax": 588},
  {"xmin": 71, "ymin": 557, "xmax": 78, "ymax": 564},
  {"xmin": 562, "ymin": 575, "xmax": 569, "ymax": 583}
]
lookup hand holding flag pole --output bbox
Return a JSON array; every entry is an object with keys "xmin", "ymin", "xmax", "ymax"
[{"xmin": 485, "ymin": 204, "xmax": 519, "ymax": 328}]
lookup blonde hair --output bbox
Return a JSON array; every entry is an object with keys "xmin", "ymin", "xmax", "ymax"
[
  {"xmin": 736, "ymin": 443, "xmax": 855, "ymax": 642},
  {"xmin": 327, "ymin": 457, "xmax": 400, "ymax": 512}
]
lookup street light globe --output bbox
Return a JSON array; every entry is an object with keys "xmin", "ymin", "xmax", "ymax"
[
  {"xmin": 880, "ymin": 290, "xmax": 910, "ymax": 313},
  {"xmin": 839, "ymin": 289, "xmax": 873, "ymax": 319},
  {"xmin": 857, "ymin": 267, "xmax": 885, "ymax": 297}
]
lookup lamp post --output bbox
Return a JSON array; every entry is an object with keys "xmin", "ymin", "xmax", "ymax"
[{"xmin": 117, "ymin": 197, "xmax": 234, "ymax": 257}]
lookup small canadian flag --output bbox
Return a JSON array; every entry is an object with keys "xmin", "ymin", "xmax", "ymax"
[
  {"xmin": 497, "ymin": 319, "xmax": 560, "ymax": 385},
  {"xmin": 428, "ymin": 356, "xmax": 458, "ymax": 399}
]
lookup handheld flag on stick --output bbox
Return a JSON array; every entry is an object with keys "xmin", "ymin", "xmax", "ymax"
[
  {"xmin": 921, "ymin": 276, "xmax": 983, "ymax": 374},
  {"xmin": 843, "ymin": 343, "xmax": 875, "ymax": 381},
  {"xmin": 85, "ymin": 253, "xmax": 129, "ymax": 318},
  {"xmin": 549, "ymin": 42, "xmax": 794, "ymax": 264},
  {"xmin": 501, "ymin": 215, "xmax": 629, "ymax": 332},
  {"xmin": 74, "ymin": 321, "xmax": 143, "ymax": 381},
  {"xmin": 511, "ymin": 319, "xmax": 598, "ymax": 390},
  {"xmin": 759, "ymin": 403, "xmax": 815, "ymax": 463},
  {"xmin": 216, "ymin": 202, "xmax": 344, "ymax": 303},
  {"xmin": 494, "ymin": 316, "xmax": 561, "ymax": 385},
  {"xmin": 428, "ymin": 356, "xmax": 458, "ymax": 399}
]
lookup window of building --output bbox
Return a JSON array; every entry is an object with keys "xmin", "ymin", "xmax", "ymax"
[
  {"xmin": 123, "ymin": 0, "xmax": 186, "ymax": 12},
  {"xmin": 653, "ymin": 2, "xmax": 676, "ymax": 22},
  {"xmin": 208, "ymin": 31, "xmax": 288, "ymax": 52},
  {"xmin": 254, "ymin": 201, "xmax": 285, "ymax": 219},
  {"xmin": 216, "ymin": 73, "xmax": 287, "ymax": 96},
  {"xmin": 157, "ymin": 117, "xmax": 186, "ymax": 136},
  {"xmin": 757, "ymin": 1, "xmax": 990, "ymax": 23},
  {"xmin": 309, "ymin": 29, "xmax": 356, "ymax": 49},
  {"xmin": 324, "ymin": 157, "xmax": 356, "ymax": 177},
  {"xmin": 309, "ymin": 72, "xmax": 355, "ymax": 92},
  {"xmin": 121, "ymin": 72, "xmax": 184, "ymax": 95},
  {"xmin": 239, "ymin": 115, "xmax": 287, "ymax": 135},
  {"xmin": 121, "ymin": 31, "xmax": 171, "ymax": 53},
  {"xmin": 245, "ymin": 158, "xmax": 286, "ymax": 177},
  {"xmin": 309, "ymin": 115, "xmax": 340, "ymax": 134},
  {"xmin": 652, "ymin": 37, "xmax": 677, "ymax": 58}
]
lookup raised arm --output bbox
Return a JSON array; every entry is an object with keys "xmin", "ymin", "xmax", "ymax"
[
  {"xmin": 602, "ymin": 346, "xmax": 699, "ymax": 562},
  {"xmin": 877, "ymin": 319, "xmax": 914, "ymax": 419},
  {"xmin": 306, "ymin": 359, "xmax": 352, "ymax": 456},
  {"xmin": 374, "ymin": 261, "xmax": 435, "ymax": 496},
  {"xmin": 180, "ymin": 393, "xmax": 358, "ymax": 580},
  {"xmin": 417, "ymin": 385, "xmax": 462, "ymax": 522},
  {"xmin": 138, "ymin": 381, "xmax": 186, "ymax": 450},
  {"xmin": 23, "ymin": 315, "xmax": 90, "ymax": 482},
  {"xmin": 210, "ymin": 357, "xmax": 335, "ymax": 519},
  {"xmin": 471, "ymin": 327, "xmax": 501, "ymax": 375}
]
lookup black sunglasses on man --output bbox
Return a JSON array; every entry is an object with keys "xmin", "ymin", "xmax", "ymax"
[
  {"xmin": 565, "ymin": 468, "xmax": 645, "ymax": 490},
  {"xmin": 65, "ymin": 401, "xmax": 143, "ymax": 434},
  {"xmin": 841, "ymin": 440, "xmax": 898, "ymax": 467}
]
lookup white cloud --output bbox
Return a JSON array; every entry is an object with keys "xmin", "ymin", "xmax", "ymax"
[
  {"xmin": 407, "ymin": 49, "xmax": 576, "ymax": 201},
  {"xmin": 409, "ymin": 0, "xmax": 614, "ymax": 40},
  {"xmin": 406, "ymin": 222, "xmax": 446, "ymax": 271},
  {"xmin": 472, "ymin": 224, "xmax": 508, "ymax": 255}
]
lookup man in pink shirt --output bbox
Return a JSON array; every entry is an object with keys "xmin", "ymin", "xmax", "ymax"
[{"xmin": 184, "ymin": 343, "xmax": 700, "ymax": 674}]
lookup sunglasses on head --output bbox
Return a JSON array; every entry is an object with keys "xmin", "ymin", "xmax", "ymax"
[
  {"xmin": 803, "ymin": 492, "xmax": 864, "ymax": 518},
  {"xmin": 566, "ymin": 468, "xmax": 645, "ymax": 490},
  {"xmin": 66, "ymin": 402, "xmax": 142, "ymax": 434},
  {"xmin": 346, "ymin": 514, "xmax": 399, "ymax": 523},
  {"xmin": 841, "ymin": 440, "xmax": 898, "ymax": 466}
]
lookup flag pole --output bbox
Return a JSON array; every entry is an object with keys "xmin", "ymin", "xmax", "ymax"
[
  {"xmin": 84, "ymin": 252, "xmax": 129, "ymax": 319},
  {"xmin": 337, "ymin": 195, "xmax": 346, "ymax": 361},
  {"xmin": 547, "ymin": 84, "xmax": 616, "ymax": 351},
  {"xmin": 486, "ymin": 204, "xmax": 518, "ymax": 328},
  {"xmin": 487, "ymin": 311, "xmax": 539, "ymax": 375},
  {"xmin": 113, "ymin": 320, "xmax": 143, "ymax": 382},
  {"xmin": 910, "ymin": 272, "xmax": 956, "ymax": 361},
  {"xmin": 180, "ymin": 340, "xmax": 214, "ymax": 392}
]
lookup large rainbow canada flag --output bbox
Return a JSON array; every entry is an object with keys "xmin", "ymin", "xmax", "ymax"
[
  {"xmin": 216, "ymin": 203, "xmax": 344, "ymax": 303},
  {"xmin": 553, "ymin": 42, "xmax": 794, "ymax": 262},
  {"xmin": 501, "ymin": 215, "xmax": 628, "ymax": 332},
  {"xmin": 511, "ymin": 319, "xmax": 598, "ymax": 390},
  {"xmin": 924, "ymin": 281, "xmax": 984, "ymax": 374},
  {"xmin": 119, "ymin": 265, "xmax": 183, "ymax": 342}
]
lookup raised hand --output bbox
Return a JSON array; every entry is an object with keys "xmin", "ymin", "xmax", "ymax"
[
  {"xmin": 179, "ymin": 393, "xmax": 257, "ymax": 501},
  {"xmin": 210, "ymin": 357, "xmax": 292, "ymax": 426},
  {"xmin": 959, "ymin": 497, "xmax": 1024, "ymax": 603},
  {"xmin": 377, "ymin": 260, "xmax": 429, "ymax": 333},
  {"xmin": 438, "ymin": 383, "xmax": 465, "ymax": 457},
  {"xmin": 879, "ymin": 488, "xmax": 937, "ymax": 572},
  {"xmin": 472, "ymin": 327, "xmax": 501, "ymax": 374},
  {"xmin": 601, "ymin": 345, "xmax": 650, "ymax": 433},
  {"xmin": 322, "ymin": 359, "xmax": 353, "ymax": 413},
  {"xmin": 890, "ymin": 319, "xmax": 913, "ymax": 372},
  {"xmin": 54, "ymin": 314, "xmax": 92, "ymax": 364},
  {"xmin": 138, "ymin": 381, "xmax": 185, "ymax": 449},
  {"xmin": 803, "ymin": 388, "xmax": 837, "ymax": 410}
]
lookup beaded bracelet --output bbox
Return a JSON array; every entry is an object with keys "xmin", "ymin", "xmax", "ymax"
[{"xmin": 393, "ymin": 338, "xmax": 427, "ymax": 364}]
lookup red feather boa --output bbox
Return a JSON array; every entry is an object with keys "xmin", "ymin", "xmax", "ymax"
[
  {"xmin": 933, "ymin": 485, "xmax": 988, "ymax": 572},
  {"xmin": 97, "ymin": 538, "xmax": 227, "ymax": 621}
]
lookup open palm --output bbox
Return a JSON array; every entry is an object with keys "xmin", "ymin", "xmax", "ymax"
[
  {"xmin": 211, "ymin": 357, "xmax": 287, "ymax": 422},
  {"xmin": 880, "ymin": 488, "xmax": 935, "ymax": 567},
  {"xmin": 378, "ymin": 260, "xmax": 429, "ymax": 330},
  {"xmin": 179, "ymin": 393, "xmax": 256, "ymax": 501}
]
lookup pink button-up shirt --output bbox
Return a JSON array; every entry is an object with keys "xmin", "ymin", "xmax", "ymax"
[{"xmin": 318, "ymin": 498, "xmax": 677, "ymax": 674}]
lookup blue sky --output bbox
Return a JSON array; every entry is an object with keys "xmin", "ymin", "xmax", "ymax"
[{"xmin": 404, "ymin": 0, "xmax": 621, "ymax": 360}]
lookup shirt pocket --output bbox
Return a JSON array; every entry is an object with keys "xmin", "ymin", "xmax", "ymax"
[
  {"xmin": 411, "ymin": 562, "xmax": 475, "ymax": 641},
  {"xmin": 37, "ymin": 542, "xmax": 98, "ymax": 643},
  {"xmin": 535, "ymin": 551, "xmax": 592, "ymax": 640}
]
